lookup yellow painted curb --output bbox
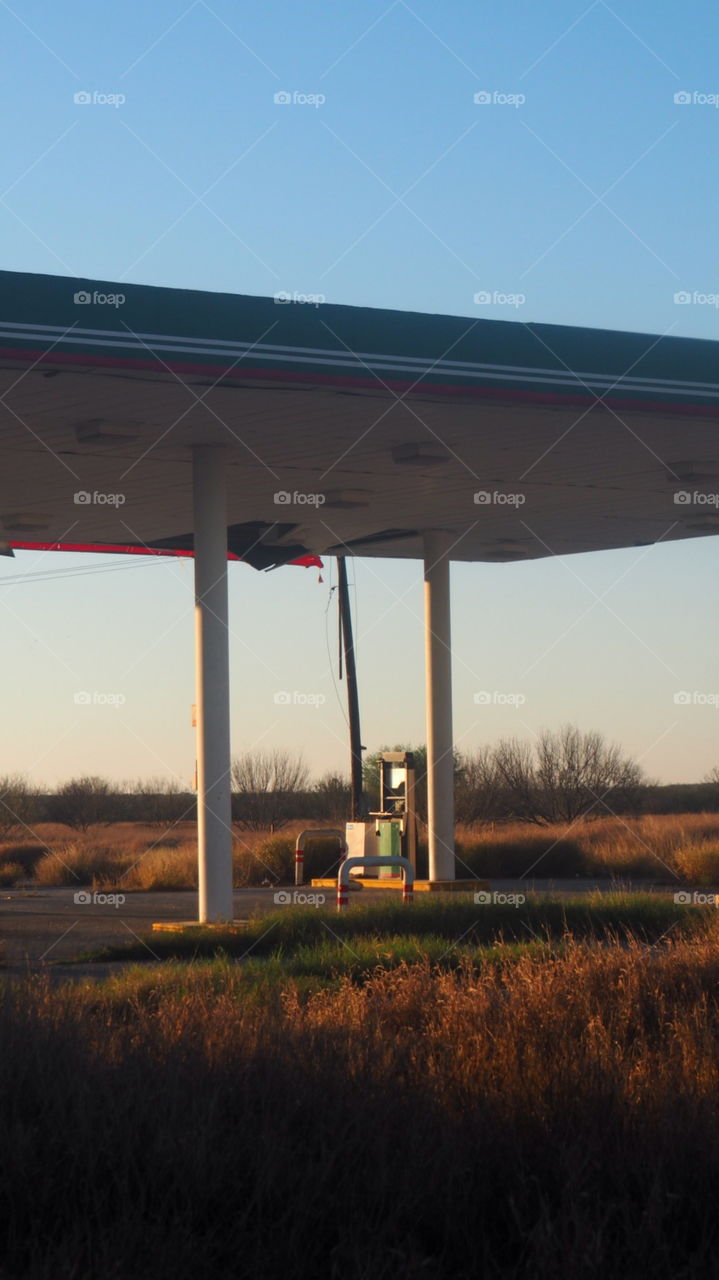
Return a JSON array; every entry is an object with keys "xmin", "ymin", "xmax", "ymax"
[
  {"xmin": 151, "ymin": 921, "xmax": 249, "ymax": 932},
  {"xmin": 310, "ymin": 878, "xmax": 487, "ymax": 893}
]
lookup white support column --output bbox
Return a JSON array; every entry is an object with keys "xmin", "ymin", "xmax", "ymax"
[
  {"xmin": 193, "ymin": 445, "xmax": 233, "ymax": 922},
  {"xmin": 423, "ymin": 531, "xmax": 455, "ymax": 882}
]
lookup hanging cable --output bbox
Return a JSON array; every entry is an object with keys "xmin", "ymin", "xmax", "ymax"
[
  {"xmin": 0, "ymin": 556, "xmax": 173, "ymax": 589},
  {"xmin": 324, "ymin": 561, "xmax": 348, "ymax": 726},
  {"xmin": 350, "ymin": 560, "xmax": 359, "ymax": 683}
]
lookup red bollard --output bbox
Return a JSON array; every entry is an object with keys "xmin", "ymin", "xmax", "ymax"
[
  {"xmin": 337, "ymin": 880, "xmax": 349, "ymax": 911},
  {"xmin": 294, "ymin": 847, "xmax": 304, "ymax": 886},
  {"xmin": 402, "ymin": 882, "xmax": 413, "ymax": 904}
]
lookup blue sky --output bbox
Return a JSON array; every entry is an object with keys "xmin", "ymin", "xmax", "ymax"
[{"xmin": 1, "ymin": 0, "xmax": 719, "ymax": 785}]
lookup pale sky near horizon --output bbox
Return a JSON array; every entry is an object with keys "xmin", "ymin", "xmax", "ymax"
[{"xmin": 1, "ymin": 0, "xmax": 718, "ymax": 787}]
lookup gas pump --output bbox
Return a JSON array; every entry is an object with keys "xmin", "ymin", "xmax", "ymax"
[
  {"xmin": 373, "ymin": 751, "xmax": 417, "ymax": 877},
  {"xmin": 345, "ymin": 751, "xmax": 417, "ymax": 878}
]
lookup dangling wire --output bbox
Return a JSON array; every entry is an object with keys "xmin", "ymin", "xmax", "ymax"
[
  {"xmin": 0, "ymin": 556, "xmax": 171, "ymax": 588},
  {"xmin": 350, "ymin": 562, "xmax": 359, "ymax": 685},
  {"xmin": 323, "ymin": 561, "xmax": 347, "ymax": 725},
  {"xmin": 338, "ymin": 579, "xmax": 343, "ymax": 683}
]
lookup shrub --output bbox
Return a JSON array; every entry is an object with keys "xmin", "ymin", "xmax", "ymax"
[
  {"xmin": 675, "ymin": 842, "xmax": 719, "ymax": 886},
  {"xmin": 458, "ymin": 833, "xmax": 588, "ymax": 878},
  {"xmin": 233, "ymin": 832, "xmax": 347, "ymax": 886},
  {"xmin": 0, "ymin": 843, "xmax": 47, "ymax": 876},
  {"xmin": 121, "ymin": 845, "xmax": 196, "ymax": 891},
  {"xmin": 33, "ymin": 843, "xmax": 131, "ymax": 887},
  {"xmin": 0, "ymin": 861, "xmax": 23, "ymax": 887},
  {"xmin": 235, "ymin": 833, "xmax": 293, "ymax": 885}
]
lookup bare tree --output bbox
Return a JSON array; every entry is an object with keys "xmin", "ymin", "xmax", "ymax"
[
  {"xmin": 536, "ymin": 725, "xmax": 644, "ymax": 822},
  {"xmin": 313, "ymin": 772, "xmax": 351, "ymax": 823},
  {"xmin": 231, "ymin": 750, "xmax": 310, "ymax": 830},
  {"xmin": 493, "ymin": 739, "xmax": 543, "ymax": 823},
  {"xmin": 51, "ymin": 776, "xmax": 116, "ymax": 831},
  {"xmin": 454, "ymin": 747, "xmax": 503, "ymax": 824},
  {"xmin": 493, "ymin": 726, "xmax": 644, "ymax": 824},
  {"xmin": 127, "ymin": 777, "xmax": 193, "ymax": 828},
  {"xmin": 0, "ymin": 774, "xmax": 37, "ymax": 840}
]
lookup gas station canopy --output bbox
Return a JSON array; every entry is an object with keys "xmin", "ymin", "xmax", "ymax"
[
  {"xmin": 1, "ymin": 268, "xmax": 719, "ymax": 566},
  {"xmin": 3, "ymin": 268, "xmax": 719, "ymax": 917}
]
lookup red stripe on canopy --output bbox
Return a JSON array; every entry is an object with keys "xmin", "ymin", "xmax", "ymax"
[{"xmin": 9, "ymin": 541, "xmax": 323, "ymax": 569}]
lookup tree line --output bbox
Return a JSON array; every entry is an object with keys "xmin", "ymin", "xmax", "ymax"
[{"xmin": 0, "ymin": 726, "xmax": 717, "ymax": 837}]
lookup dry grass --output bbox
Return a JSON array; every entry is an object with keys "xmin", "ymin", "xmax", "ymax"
[
  {"xmin": 457, "ymin": 811, "xmax": 719, "ymax": 882},
  {"xmin": 3, "ymin": 934, "xmax": 719, "ymax": 1277},
  {"xmin": 12, "ymin": 822, "xmax": 192, "ymax": 887},
  {"xmin": 2, "ymin": 813, "xmax": 719, "ymax": 890},
  {"xmin": 674, "ymin": 841, "xmax": 719, "ymax": 886},
  {"xmin": 32, "ymin": 841, "xmax": 134, "ymax": 887},
  {"xmin": 116, "ymin": 843, "xmax": 198, "ymax": 891},
  {"xmin": 9, "ymin": 821, "xmax": 348, "ymax": 889},
  {"xmin": 0, "ymin": 860, "xmax": 23, "ymax": 888}
]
